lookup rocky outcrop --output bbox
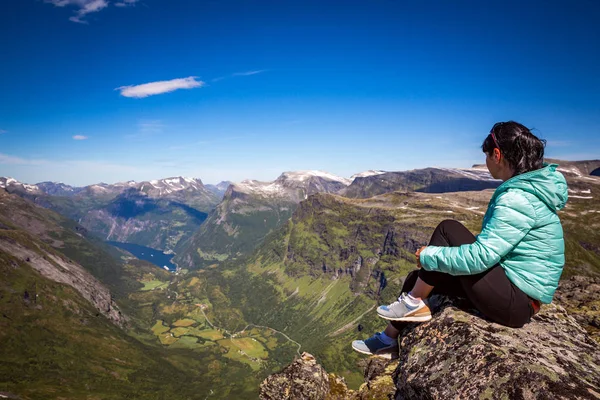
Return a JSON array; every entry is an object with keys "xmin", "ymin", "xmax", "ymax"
[
  {"xmin": 555, "ymin": 276, "xmax": 600, "ymax": 343},
  {"xmin": 260, "ymin": 295, "xmax": 600, "ymax": 399},
  {"xmin": 259, "ymin": 352, "xmax": 396, "ymax": 400},
  {"xmin": 259, "ymin": 353, "xmax": 331, "ymax": 399},
  {"xmin": 393, "ymin": 295, "xmax": 600, "ymax": 399}
]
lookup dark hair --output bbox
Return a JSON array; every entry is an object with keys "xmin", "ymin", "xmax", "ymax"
[{"xmin": 481, "ymin": 121, "xmax": 546, "ymax": 176}]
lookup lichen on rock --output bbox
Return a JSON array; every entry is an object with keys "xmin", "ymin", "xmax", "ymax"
[{"xmin": 394, "ymin": 295, "xmax": 600, "ymax": 399}]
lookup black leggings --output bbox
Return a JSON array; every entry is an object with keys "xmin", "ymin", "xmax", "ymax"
[{"xmin": 392, "ymin": 220, "xmax": 533, "ymax": 328}]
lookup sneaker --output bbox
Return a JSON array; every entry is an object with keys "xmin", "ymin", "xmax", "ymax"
[
  {"xmin": 351, "ymin": 332, "xmax": 399, "ymax": 359},
  {"xmin": 376, "ymin": 293, "xmax": 432, "ymax": 322}
]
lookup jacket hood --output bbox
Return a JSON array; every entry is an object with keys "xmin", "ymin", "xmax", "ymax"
[{"xmin": 493, "ymin": 163, "xmax": 568, "ymax": 212}]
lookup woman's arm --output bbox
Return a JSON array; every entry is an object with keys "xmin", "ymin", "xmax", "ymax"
[{"xmin": 419, "ymin": 190, "xmax": 536, "ymax": 276}]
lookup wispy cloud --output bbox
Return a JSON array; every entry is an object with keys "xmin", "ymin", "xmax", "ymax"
[
  {"xmin": 138, "ymin": 120, "xmax": 164, "ymax": 134},
  {"xmin": 116, "ymin": 77, "xmax": 204, "ymax": 98},
  {"xmin": 211, "ymin": 70, "xmax": 267, "ymax": 82},
  {"xmin": 232, "ymin": 70, "xmax": 267, "ymax": 77},
  {"xmin": 0, "ymin": 129, "xmax": 7, "ymax": 134},
  {"xmin": 0, "ymin": 152, "xmax": 146, "ymax": 185},
  {"xmin": 124, "ymin": 120, "xmax": 165, "ymax": 139},
  {"xmin": 45, "ymin": 0, "xmax": 109, "ymax": 24},
  {"xmin": 73, "ymin": 134, "xmax": 89, "ymax": 140},
  {"xmin": 114, "ymin": 0, "xmax": 139, "ymax": 7},
  {"xmin": 0, "ymin": 153, "xmax": 47, "ymax": 166}
]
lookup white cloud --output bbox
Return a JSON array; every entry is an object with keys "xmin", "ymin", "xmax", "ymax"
[
  {"xmin": 45, "ymin": 0, "xmax": 136, "ymax": 23},
  {"xmin": 114, "ymin": 0, "xmax": 139, "ymax": 7},
  {"xmin": 116, "ymin": 77, "xmax": 205, "ymax": 98},
  {"xmin": 73, "ymin": 135, "xmax": 89, "ymax": 140},
  {"xmin": 0, "ymin": 129, "xmax": 7, "ymax": 134}
]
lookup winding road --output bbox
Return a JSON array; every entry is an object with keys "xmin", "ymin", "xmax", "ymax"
[{"xmin": 197, "ymin": 306, "xmax": 302, "ymax": 356}]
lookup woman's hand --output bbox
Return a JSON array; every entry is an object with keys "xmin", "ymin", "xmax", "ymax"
[{"xmin": 415, "ymin": 246, "xmax": 427, "ymax": 269}]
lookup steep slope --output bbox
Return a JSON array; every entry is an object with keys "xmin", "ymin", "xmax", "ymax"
[
  {"xmin": 0, "ymin": 220, "xmax": 126, "ymax": 326},
  {"xmin": 340, "ymin": 167, "xmax": 500, "ymax": 199},
  {"xmin": 174, "ymin": 170, "xmax": 352, "ymax": 269}
]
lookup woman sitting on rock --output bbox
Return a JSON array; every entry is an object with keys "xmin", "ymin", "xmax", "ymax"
[{"xmin": 353, "ymin": 121, "xmax": 568, "ymax": 358}]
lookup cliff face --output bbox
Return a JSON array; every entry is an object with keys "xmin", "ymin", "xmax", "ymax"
[
  {"xmin": 260, "ymin": 294, "xmax": 600, "ymax": 399},
  {"xmin": 0, "ymin": 235, "xmax": 127, "ymax": 327}
]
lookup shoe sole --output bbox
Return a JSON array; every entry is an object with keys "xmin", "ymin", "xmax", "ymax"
[
  {"xmin": 376, "ymin": 312, "xmax": 432, "ymax": 322},
  {"xmin": 351, "ymin": 343, "xmax": 398, "ymax": 359}
]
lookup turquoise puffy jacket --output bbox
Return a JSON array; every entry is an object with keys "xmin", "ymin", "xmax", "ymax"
[{"xmin": 419, "ymin": 164, "xmax": 568, "ymax": 304}]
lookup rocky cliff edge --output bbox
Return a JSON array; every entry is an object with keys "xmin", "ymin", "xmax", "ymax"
[{"xmin": 260, "ymin": 294, "xmax": 600, "ymax": 399}]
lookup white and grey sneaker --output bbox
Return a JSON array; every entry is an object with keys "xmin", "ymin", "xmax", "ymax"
[
  {"xmin": 376, "ymin": 293, "xmax": 432, "ymax": 322},
  {"xmin": 351, "ymin": 332, "xmax": 399, "ymax": 359}
]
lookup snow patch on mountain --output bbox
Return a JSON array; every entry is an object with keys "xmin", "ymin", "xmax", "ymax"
[
  {"xmin": 236, "ymin": 180, "xmax": 284, "ymax": 196},
  {"xmin": 350, "ymin": 170, "xmax": 386, "ymax": 181}
]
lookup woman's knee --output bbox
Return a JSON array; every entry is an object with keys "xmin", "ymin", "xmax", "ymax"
[
  {"xmin": 437, "ymin": 219, "xmax": 464, "ymax": 231},
  {"xmin": 431, "ymin": 219, "xmax": 475, "ymax": 246}
]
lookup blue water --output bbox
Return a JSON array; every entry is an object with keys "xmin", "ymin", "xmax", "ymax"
[{"xmin": 107, "ymin": 241, "xmax": 176, "ymax": 271}]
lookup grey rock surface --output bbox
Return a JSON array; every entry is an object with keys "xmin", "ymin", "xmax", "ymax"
[{"xmin": 259, "ymin": 352, "xmax": 331, "ymax": 400}]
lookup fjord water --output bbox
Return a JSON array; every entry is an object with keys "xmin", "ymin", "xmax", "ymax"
[{"xmin": 107, "ymin": 241, "xmax": 176, "ymax": 271}]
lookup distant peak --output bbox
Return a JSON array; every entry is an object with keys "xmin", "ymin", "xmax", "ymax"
[{"xmin": 0, "ymin": 177, "xmax": 41, "ymax": 192}]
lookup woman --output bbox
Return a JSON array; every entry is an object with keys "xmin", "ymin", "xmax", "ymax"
[{"xmin": 352, "ymin": 121, "xmax": 568, "ymax": 358}]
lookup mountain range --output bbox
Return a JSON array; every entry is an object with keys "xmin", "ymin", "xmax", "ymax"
[{"xmin": 1, "ymin": 159, "xmax": 599, "ymax": 398}]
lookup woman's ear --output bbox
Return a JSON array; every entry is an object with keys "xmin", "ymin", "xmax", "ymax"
[{"xmin": 493, "ymin": 148, "xmax": 502, "ymax": 163}]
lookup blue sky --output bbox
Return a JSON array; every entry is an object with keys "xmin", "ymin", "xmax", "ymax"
[{"xmin": 0, "ymin": 0, "xmax": 599, "ymax": 186}]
